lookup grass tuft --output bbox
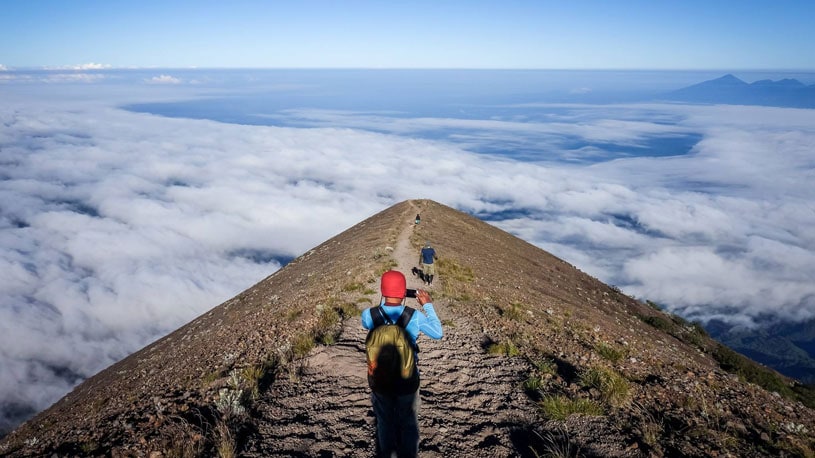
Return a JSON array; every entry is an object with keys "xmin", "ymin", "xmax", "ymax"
[
  {"xmin": 336, "ymin": 301, "xmax": 360, "ymax": 318},
  {"xmin": 535, "ymin": 358, "xmax": 558, "ymax": 376},
  {"xmin": 529, "ymin": 428, "xmax": 581, "ymax": 458},
  {"xmin": 292, "ymin": 333, "xmax": 315, "ymax": 358},
  {"xmin": 539, "ymin": 395, "xmax": 604, "ymax": 420},
  {"xmin": 595, "ymin": 342, "xmax": 626, "ymax": 364},
  {"xmin": 214, "ymin": 418, "xmax": 236, "ymax": 458},
  {"xmin": 579, "ymin": 366, "xmax": 630, "ymax": 407},
  {"xmin": 487, "ymin": 340, "xmax": 520, "ymax": 357},
  {"xmin": 501, "ymin": 302, "xmax": 524, "ymax": 321},
  {"xmin": 240, "ymin": 365, "xmax": 264, "ymax": 400},
  {"xmin": 285, "ymin": 309, "xmax": 302, "ymax": 323},
  {"xmin": 342, "ymin": 282, "xmax": 364, "ymax": 292},
  {"xmin": 315, "ymin": 306, "xmax": 340, "ymax": 345},
  {"xmin": 523, "ymin": 375, "xmax": 543, "ymax": 392}
]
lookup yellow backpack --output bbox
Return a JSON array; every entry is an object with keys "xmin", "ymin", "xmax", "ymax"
[{"xmin": 365, "ymin": 306, "xmax": 420, "ymax": 395}]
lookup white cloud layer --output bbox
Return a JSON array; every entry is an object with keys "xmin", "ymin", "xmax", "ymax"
[
  {"xmin": 1, "ymin": 85, "xmax": 814, "ymax": 434},
  {"xmin": 147, "ymin": 74, "xmax": 182, "ymax": 84},
  {"xmin": 46, "ymin": 63, "xmax": 112, "ymax": 70}
]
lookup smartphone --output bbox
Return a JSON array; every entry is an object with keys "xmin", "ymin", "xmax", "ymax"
[{"xmin": 405, "ymin": 288, "xmax": 417, "ymax": 298}]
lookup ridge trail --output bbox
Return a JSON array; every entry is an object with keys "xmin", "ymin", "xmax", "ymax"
[{"xmin": 245, "ymin": 204, "xmax": 538, "ymax": 457}]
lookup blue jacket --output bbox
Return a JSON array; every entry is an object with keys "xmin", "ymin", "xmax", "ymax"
[
  {"xmin": 420, "ymin": 247, "xmax": 436, "ymax": 265},
  {"xmin": 361, "ymin": 301, "xmax": 444, "ymax": 344}
]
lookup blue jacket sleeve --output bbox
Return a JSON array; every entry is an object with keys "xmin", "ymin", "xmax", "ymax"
[
  {"xmin": 361, "ymin": 307, "xmax": 374, "ymax": 330},
  {"xmin": 418, "ymin": 303, "xmax": 443, "ymax": 340}
]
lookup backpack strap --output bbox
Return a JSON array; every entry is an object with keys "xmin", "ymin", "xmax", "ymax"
[
  {"xmin": 396, "ymin": 307, "xmax": 415, "ymax": 328},
  {"xmin": 396, "ymin": 307, "xmax": 420, "ymax": 353},
  {"xmin": 371, "ymin": 306, "xmax": 393, "ymax": 328}
]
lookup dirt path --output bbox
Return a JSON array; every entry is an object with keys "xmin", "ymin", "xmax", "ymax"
[{"xmin": 245, "ymin": 206, "xmax": 539, "ymax": 457}]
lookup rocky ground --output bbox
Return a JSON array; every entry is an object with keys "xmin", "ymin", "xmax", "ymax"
[{"xmin": 244, "ymin": 207, "xmax": 543, "ymax": 457}]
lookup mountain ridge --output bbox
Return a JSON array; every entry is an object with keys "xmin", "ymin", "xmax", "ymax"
[
  {"xmin": 665, "ymin": 73, "xmax": 815, "ymax": 108},
  {"xmin": 1, "ymin": 200, "xmax": 813, "ymax": 457},
  {"xmin": 708, "ymin": 317, "xmax": 815, "ymax": 384}
]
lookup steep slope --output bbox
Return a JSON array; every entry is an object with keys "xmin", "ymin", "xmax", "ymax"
[{"xmin": 1, "ymin": 200, "xmax": 813, "ymax": 457}]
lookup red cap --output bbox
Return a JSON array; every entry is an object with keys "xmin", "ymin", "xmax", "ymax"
[{"xmin": 380, "ymin": 270, "xmax": 406, "ymax": 298}]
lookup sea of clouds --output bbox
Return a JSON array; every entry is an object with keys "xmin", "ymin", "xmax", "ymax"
[{"xmin": 1, "ymin": 73, "xmax": 814, "ymax": 433}]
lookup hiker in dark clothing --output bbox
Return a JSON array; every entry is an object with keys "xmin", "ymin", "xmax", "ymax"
[
  {"xmin": 361, "ymin": 270, "xmax": 443, "ymax": 458},
  {"xmin": 419, "ymin": 242, "xmax": 437, "ymax": 286}
]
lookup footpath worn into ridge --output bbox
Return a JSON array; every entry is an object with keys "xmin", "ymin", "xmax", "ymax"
[{"xmin": 245, "ymin": 201, "xmax": 539, "ymax": 457}]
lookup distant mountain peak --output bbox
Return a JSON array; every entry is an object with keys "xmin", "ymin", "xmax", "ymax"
[
  {"xmin": 715, "ymin": 73, "xmax": 748, "ymax": 85},
  {"xmin": 666, "ymin": 74, "xmax": 815, "ymax": 108}
]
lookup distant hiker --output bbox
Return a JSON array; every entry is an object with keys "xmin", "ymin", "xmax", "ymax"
[
  {"xmin": 362, "ymin": 270, "xmax": 443, "ymax": 458},
  {"xmin": 414, "ymin": 213, "xmax": 421, "ymax": 224},
  {"xmin": 419, "ymin": 241, "xmax": 437, "ymax": 286}
]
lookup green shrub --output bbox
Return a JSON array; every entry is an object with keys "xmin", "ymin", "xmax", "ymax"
[
  {"xmin": 791, "ymin": 383, "xmax": 815, "ymax": 409},
  {"xmin": 646, "ymin": 300, "xmax": 663, "ymax": 310},
  {"xmin": 712, "ymin": 344, "xmax": 795, "ymax": 398},
  {"xmin": 540, "ymin": 395, "xmax": 604, "ymax": 420},
  {"xmin": 639, "ymin": 314, "xmax": 674, "ymax": 333},
  {"xmin": 690, "ymin": 321, "xmax": 708, "ymax": 337}
]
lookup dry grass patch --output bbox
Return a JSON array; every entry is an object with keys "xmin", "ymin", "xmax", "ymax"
[
  {"xmin": 157, "ymin": 417, "xmax": 206, "ymax": 458},
  {"xmin": 292, "ymin": 334, "xmax": 315, "ymax": 358},
  {"xmin": 341, "ymin": 282, "xmax": 364, "ymax": 292},
  {"xmin": 214, "ymin": 418, "xmax": 236, "ymax": 458},
  {"xmin": 438, "ymin": 258, "xmax": 475, "ymax": 282},
  {"xmin": 501, "ymin": 302, "xmax": 524, "ymax": 320}
]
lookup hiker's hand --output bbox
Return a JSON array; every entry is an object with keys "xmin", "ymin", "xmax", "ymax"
[{"xmin": 416, "ymin": 289, "xmax": 432, "ymax": 306}]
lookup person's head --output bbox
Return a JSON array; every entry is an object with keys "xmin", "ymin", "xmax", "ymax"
[
  {"xmin": 425, "ymin": 241, "xmax": 431, "ymax": 248},
  {"xmin": 380, "ymin": 270, "xmax": 406, "ymax": 304}
]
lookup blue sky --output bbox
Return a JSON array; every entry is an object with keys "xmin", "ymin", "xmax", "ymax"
[{"xmin": 2, "ymin": 0, "xmax": 814, "ymax": 69}]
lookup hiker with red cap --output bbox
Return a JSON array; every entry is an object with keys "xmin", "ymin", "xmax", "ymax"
[{"xmin": 362, "ymin": 270, "xmax": 443, "ymax": 458}]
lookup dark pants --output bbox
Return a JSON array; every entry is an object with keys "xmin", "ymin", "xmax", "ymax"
[{"xmin": 371, "ymin": 390, "xmax": 420, "ymax": 458}]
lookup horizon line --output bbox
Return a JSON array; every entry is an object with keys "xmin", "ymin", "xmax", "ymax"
[{"xmin": 4, "ymin": 65, "xmax": 815, "ymax": 73}]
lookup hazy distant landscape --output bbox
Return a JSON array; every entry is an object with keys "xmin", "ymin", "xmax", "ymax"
[{"xmin": 2, "ymin": 68, "xmax": 815, "ymax": 433}]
